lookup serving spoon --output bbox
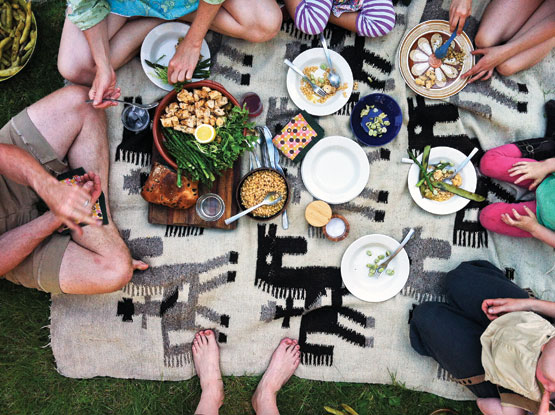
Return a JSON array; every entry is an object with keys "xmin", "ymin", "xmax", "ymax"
[{"xmin": 224, "ymin": 192, "xmax": 283, "ymax": 225}]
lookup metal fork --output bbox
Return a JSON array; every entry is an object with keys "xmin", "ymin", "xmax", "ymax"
[
  {"xmin": 284, "ymin": 59, "xmax": 327, "ymax": 98},
  {"xmin": 85, "ymin": 98, "xmax": 160, "ymax": 110},
  {"xmin": 375, "ymin": 228, "xmax": 415, "ymax": 277}
]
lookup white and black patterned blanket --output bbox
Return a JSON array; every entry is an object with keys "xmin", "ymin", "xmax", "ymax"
[{"xmin": 50, "ymin": 0, "xmax": 554, "ymax": 400}]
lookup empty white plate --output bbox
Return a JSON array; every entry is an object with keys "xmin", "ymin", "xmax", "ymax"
[
  {"xmin": 141, "ymin": 22, "xmax": 211, "ymax": 91},
  {"xmin": 407, "ymin": 146, "xmax": 477, "ymax": 215},
  {"xmin": 341, "ymin": 234, "xmax": 410, "ymax": 302},
  {"xmin": 286, "ymin": 48, "xmax": 353, "ymax": 116},
  {"xmin": 301, "ymin": 136, "xmax": 369, "ymax": 204}
]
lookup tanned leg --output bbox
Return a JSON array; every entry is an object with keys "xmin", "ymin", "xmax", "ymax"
[
  {"xmin": 476, "ymin": 398, "xmax": 525, "ymax": 415},
  {"xmin": 27, "ymin": 86, "xmax": 147, "ymax": 294},
  {"xmin": 193, "ymin": 330, "xmax": 224, "ymax": 415},
  {"xmin": 179, "ymin": 0, "xmax": 282, "ymax": 43},
  {"xmin": 58, "ymin": 12, "xmax": 163, "ymax": 85},
  {"xmin": 252, "ymin": 338, "xmax": 300, "ymax": 415}
]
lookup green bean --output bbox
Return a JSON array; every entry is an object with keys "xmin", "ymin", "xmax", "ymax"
[
  {"xmin": 386, "ymin": 269, "xmax": 395, "ymax": 276},
  {"xmin": 378, "ymin": 254, "xmax": 385, "ymax": 260},
  {"xmin": 385, "ymin": 251, "xmax": 391, "ymax": 256},
  {"xmin": 0, "ymin": 65, "xmax": 20, "ymax": 76},
  {"xmin": 378, "ymin": 267, "xmax": 384, "ymax": 273},
  {"xmin": 5, "ymin": 3, "xmax": 11, "ymax": 29},
  {"xmin": 366, "ymin": 250, "xmax": 372, "ymax": 256},
  {"xmin": 19, "ymin": 0, "xmax": 29, "ymax": 45}
]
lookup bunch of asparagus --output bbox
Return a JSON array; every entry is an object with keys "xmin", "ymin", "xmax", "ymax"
[
  {"xmin": 408, "ymin": 145, "xmax": 485, "ymax": 202},
  {"xmin": 0, "ymin": 0, "xmax": 35, "ymax": 78}
]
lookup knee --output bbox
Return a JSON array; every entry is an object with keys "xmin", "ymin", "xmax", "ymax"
[
  {"xmin": 357, "ymin": 3, "xmax": 395, "ymax": 38},
  {"xmin": 58, "ymin": 54, "xmax": 92, "ymax": 84},
  {"xmin": 496, "ymin": 61, "xmax": 518, "ymax": 77},
  {"xmin": 479, "ymin": 149, "xmax": 500, "ymax": 178},
  {"xmin": 242, "ymin": 7, "xmax": 282, "ymax": 42},
  {"xmin": 478, "ymin": 204, "xmax": 498, "ymax": 231},
  {"xmin": 474, "ymin": 29, "xmax": 497, "ymax": 50},
  {"xmin": 103, "ymin": 254, "xmax": 134, "ymax": 292}
]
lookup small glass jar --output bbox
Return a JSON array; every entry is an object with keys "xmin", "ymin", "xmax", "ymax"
[
  {"xmin": 121, "ymin": 105, "xmax": 150, "ymax": 132},
  {"xmin": 196, "ymin": 193, "xmax": 225, "ymax": 222}
]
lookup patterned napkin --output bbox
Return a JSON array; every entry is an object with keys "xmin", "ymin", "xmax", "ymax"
[{"xmin": 272, "ymin": 111, "xmax": 325, "ymax": 162}]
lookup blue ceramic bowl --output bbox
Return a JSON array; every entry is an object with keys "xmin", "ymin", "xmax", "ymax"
[{"xmin": 350, "ymin": 93, "xmax": 403, "ymax": 146}]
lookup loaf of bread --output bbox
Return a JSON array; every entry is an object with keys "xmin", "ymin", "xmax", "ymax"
[{"xmin": 141, "ymin": 162, "xmax": 199, "ymax": 209}]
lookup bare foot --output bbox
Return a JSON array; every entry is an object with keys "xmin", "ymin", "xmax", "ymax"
[
  {"xmin": 477, "ymin": 398, "xmax": 525, "ymax": 415},
  {"xmin": 132, "ymin": 259, "xmax": 149, "ymax": 271},
  {"xmin": 252, "ymin": 338, "xmax": 300, "ymax": 415},
  {"xmin": 193, "ymin": 330, "xmax": 224, "ymax": 415}
]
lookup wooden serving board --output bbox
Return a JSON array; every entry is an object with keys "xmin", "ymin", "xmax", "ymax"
[{"xmin": 148, "ymin": 146, "xmax": 242, "ymax": 230}]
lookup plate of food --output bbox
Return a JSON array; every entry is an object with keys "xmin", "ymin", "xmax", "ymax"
[
  {"xmin": 141, "ymin": 22, "xmax": 211, "ymax": 91},
  {"xmin": 350, "ymin": 93, "xmax": 403, "ymax": 146},
  {"xmin": 341, "ymin": 234, "xmax": 410, "ymax": 302},
  {"xmin": 286, "ymin": 48, "xmax": 353, "ymax": 116},
  {"xmin": 301, "ymin": 136, "xmax": 369, "ymax": 204},
  {"xmin": 0, "ymin": 1, "xmax": 37, "ymax": 83},
  {"xmin": 407, "ymin": 146, "xmax": 481, "ymax": 215},
  {"xmin": 152, "ymin": 80, "xmax": 257, "ymax": 186},
  {"xmin": 398, "ymin": 20, "xmax": 474, "ymax": 99},
  {"xmin": 236, "ymin": 168, "xmax": 290, "ymax": 220}
]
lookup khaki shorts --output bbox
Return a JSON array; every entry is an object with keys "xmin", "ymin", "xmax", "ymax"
[{"xmin": 0, "ymin": 108, "xmax": 69, "ymax": 294}]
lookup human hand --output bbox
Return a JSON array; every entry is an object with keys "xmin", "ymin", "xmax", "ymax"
[
  {"xmin": 40, "ymin": 173, "xmax": 102, "ymax": 236},
  {"xmin": 89, "ymin": 63, "xmax": 121, "ymax": 109},
  {"xmin": 167, "ymin": 40, "xmax": 201, "ymax": 84},
  {"xmin": 508, "ymin": 161, "xmax": 550, "ymax": 191},
  {"xmin": 538, "ymin": 389, "xmax": 555, "ymax": 415},
  {"xmin": 449, "ymin": 0, "xmax": 472, "ymax": 35},
  {"xmin": 461, "ymin": 46, "xmax": 508, "ymax": 83},
  {"xmin": 481, "ymin": 298, "xmax": 531, "ymax": 321},
  {"xmin": 501, "ymin": 205, "xmax": 540, "ymax": 234}
]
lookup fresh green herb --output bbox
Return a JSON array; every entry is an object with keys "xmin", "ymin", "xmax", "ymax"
[
  {"xmin": 145, "ymin": 57, "xmax": 211, "ymax": 92},
  {"xmin": 163, "ymin": 104, "xmax": 256, "ymax": 185}
]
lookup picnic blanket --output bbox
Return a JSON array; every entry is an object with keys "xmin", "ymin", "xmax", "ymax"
[{"xmin": 50, "ymin": 0, "xmax": 555, "ymax": 400}]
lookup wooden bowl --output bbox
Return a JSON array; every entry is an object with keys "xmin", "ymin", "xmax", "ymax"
[
  {"xmin": 236, "ymin": 167, "xmax": 290, "ymax": 221},
  {"xmin": 152, "ymin": 80, "xmax": 242, "ymax": 170}
]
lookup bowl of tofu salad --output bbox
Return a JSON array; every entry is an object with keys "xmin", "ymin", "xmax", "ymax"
[{"xmin": 350, "ymin": 93, "xmax": 403, "ymax": 146}]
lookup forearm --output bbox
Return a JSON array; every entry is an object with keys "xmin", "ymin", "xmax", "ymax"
[
  {"xmin": 184, "ymin": 1, "xmax": 223, "ymax": 49},
  {"xmin": 530, "ymin": 223, "xmax": 555, "ymax": 248},
  {"xmin": 0, "ymin": 144, "xmax": 58, "ymax": 196},
  {"xmin": 0, "ymin": 213, "xmax": 61, "ymax": 276},
  {"xmin": 83, "ymin": 19, "xmax": 111, "ymax": 69},
  {"xmin": 528, "ymin": 298, "xmax": 555, "ymax": 319},
  {"xmin": 499, "ymin": 18, "xmax": 555, "ymax": 62}
]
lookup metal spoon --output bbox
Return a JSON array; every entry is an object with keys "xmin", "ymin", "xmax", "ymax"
[
  {"xmin": 375, "ymin": 228, "xmax": 415, "ymax": 277},
  {"xmin": 84, "ymin": 99, "xmax": 159, "ymax": 110},
  {"xmin": 443, "ymin": 147, "xmax": 478, "ymax": 184},
  {"xmin": 224, "ymin": 192, "xmax": 283, "ymax": 225},
  {"xmin": 319, "ymin": 33, "xmax": 340, "ymax": 88},
  {"xmin": 284, "ymin": 59, "xmax": 327, "ymax": 98}
]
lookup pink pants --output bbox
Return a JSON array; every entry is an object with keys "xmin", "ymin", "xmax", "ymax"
[{"xmin": 479, "ymin": 144, "xmax": 537, "ymax": 238}]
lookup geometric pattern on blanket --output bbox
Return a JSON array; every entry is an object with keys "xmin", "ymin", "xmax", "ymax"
[{"xmin": 50, "ymin": 0, "xmax": 555, "ymax": 401}]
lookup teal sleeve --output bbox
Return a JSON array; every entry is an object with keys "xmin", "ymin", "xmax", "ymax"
[
  {"xmin": 67, "ymin": 0, "xmax": 111, "ymax": 31},
  {"xmin": 202, "ymin": 0, "xmax": 226, "ymax": 4},
  {"xmin": 536, "ymin": 174, "xmax": 555, "ymax": 231}
]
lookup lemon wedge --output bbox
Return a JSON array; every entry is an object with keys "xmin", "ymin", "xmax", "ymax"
[{"xmin": 194, "ymin": 124, "xmax": 216, "ymax": 144}]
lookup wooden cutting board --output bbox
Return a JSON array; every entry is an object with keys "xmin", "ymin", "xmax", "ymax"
[{"xmin": 147, "ymin": 146, "xmax": 241, "ymax": 230}]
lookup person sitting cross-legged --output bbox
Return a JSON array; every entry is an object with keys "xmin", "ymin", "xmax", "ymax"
[
  {"xmin": 191, "ymin": 330, "xmax": 300, "ymax": 415},
  {"xmin": 410, "ymin": 260, "xmax": 555, "ymax": 415},
  {"xmin": 58, "ymin": 0, "xmax": 283, "ymax": 109},
  {"xmin": 0, "ymin": 85, "xmax": 148, "ymax": 295}
]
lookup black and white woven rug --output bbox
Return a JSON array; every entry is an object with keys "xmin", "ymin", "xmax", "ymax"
[{"xmin": 50, "ymin": 0, "xmax": 554, "ymax": 400}]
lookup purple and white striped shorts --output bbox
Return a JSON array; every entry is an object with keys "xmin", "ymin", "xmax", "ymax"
[{"xmin": 294, "ymin": 0, "xmax": 395, "ymax": 37}]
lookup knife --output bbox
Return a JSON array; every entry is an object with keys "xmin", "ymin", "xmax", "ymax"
[
  {"xmin": 262, "ymin": 126, "xmax": 276, "ymax": 169},
  {"xmin": 273, "ymin": 146, "xmax": 290, "ymax": 230}
]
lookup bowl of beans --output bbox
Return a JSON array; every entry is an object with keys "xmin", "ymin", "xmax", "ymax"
[{"xmin": 236, "ymin": 168, "xmax": 290, "ymax": 220}]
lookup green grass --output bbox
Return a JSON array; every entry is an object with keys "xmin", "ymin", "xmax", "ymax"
[{"xmin": 0, "ymin": 2, "xmax": 481, "ymax": 414}]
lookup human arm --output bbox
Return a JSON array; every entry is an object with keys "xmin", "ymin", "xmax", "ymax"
[
  {"xmin": 482, "ymin": 297, "xmax": 555, "ymax": 321},
  {"xmin": 449, "ymin": 0, "xmax": 472, "ymax": 35},
  {"xmin": 538, "ymin": 389, "xmax": 555, "ymax": 415},
  {"xmin": 462, "ymin": 17, "xmax": 555, "ymax": 82},
  {"xmin": 167, "ymin": 0, "xmax": 223, "ymax": 84},
  {"xmin": 509, "ymin": 158, "xmax": 555, "ymax": 191},
  {"xmin": 501, "ymin": 206, "xmax": 555, "ymax": 248},
  {"xmin": 83, "ymin": 19, "xmax": 121, "ymax": 108},
  {"xmin": 0, "ymin": 144, "xmax": 100, "ymax": 233}
]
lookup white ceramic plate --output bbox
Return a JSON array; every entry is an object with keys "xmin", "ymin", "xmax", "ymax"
[
  {"xmin": 286, "ymin": 48, "xmax": 353, "ymax": 116},
  {"xmin": 341, "ymin": 234, "xmax": 410, "ymax": 303},
  {"xmin": 140, "ymin": 22, "xmax": 211, "ymax": 91},
  {"xmin": 407, "ymin": 146, "xmax": 477, "ymax": 215},
  {"xmin": 301, "ymin": 136, "xmax": 369, "ymax": 204}
]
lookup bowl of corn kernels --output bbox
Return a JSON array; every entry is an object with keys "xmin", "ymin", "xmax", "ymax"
[{"xmin": 236, "ymin": 168, "xmax": 290, "ymax": 220}]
